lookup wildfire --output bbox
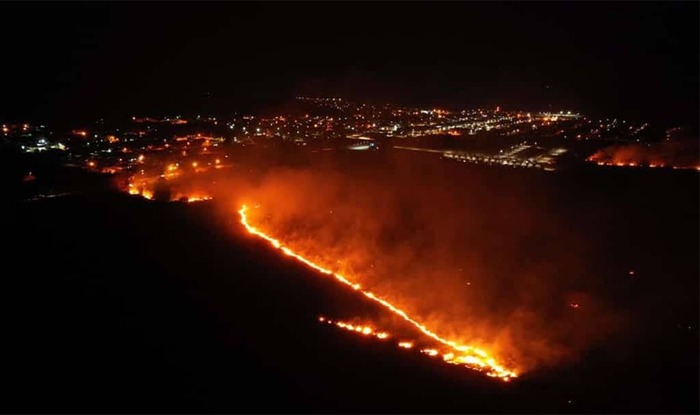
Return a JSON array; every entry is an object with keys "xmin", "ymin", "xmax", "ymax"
[
  {"xmin": 591, "ymin": 159, "xmax": 699, "ymax": 171},
  {"xmin": 239, "ymin": 205, "xmax": 518, "ymax": 381},
  {"xmin": 317, "ymin": 316, "xmax": 512, "ymax": 374},
  {"xmin": 127, "ymin": 185, "xmax": 211, "ymax": 203},
  {"xmin": 128, "ymin": 186, "xmax": 154, "ymax": 200},
  {"xmin": 587, "ymin": 144, "xmax": 700, "ymax": 171}
]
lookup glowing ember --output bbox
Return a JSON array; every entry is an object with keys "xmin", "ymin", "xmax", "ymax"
[
  {"xmin": 187, "ymin": 195, "xmax": 213, "ymax": 203},
  {"xmin": 422, "ymin": 348, "xmax": 439, "ymax": 356},
  {"xmin": 319, "ymin": 316, "xmax": 390, "ymax": 340},
  {"xmin": 239, "ymin": 205, "xmax": 518, "ymax": 381},
  {"xmin": 128, "ymin": 188, "xmax": 153, "ymax": 200}
]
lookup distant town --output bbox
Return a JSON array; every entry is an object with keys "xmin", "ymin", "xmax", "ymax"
[{"xmin": 4, "ymin": 97, "xmax": 698, "ymax": 195}]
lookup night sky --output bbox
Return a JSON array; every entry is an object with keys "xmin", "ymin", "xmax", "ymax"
[{"xmin": 1, "ymin": 2, "xmax": 698, "ymax": 126}]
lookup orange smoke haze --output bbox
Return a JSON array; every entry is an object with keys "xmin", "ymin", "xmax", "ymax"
[
  {"xmin": 231, "ymin": 159, "xmax": 626, "ymax": 373},
  {"xmin": 588, "ymin": 138, "xmax": 699, "ymax": 169},
  {"xmin": 123, "ymin": 149, "xmax": 628, "ymax": 374}
]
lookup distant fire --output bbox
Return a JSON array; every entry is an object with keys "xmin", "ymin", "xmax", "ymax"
[
  {"xmin": 587, "ymin": 140, "xmax": 700, "ymax": 171},
  {"xmin": 127, "ymin": 183, "xmax": 210, "ymax": 203},
  {"xmin": 240, "ymin": 205, "xmax": 518, "ymax": 381},
  {"xmin": 590, "ymin": 159, "xmax": 700, "ymax": 171},
  {"xmin": 187, "ymin": 195, "xmax": 213, "ymax": 203},
  {"xmin": 129, "ymin": 187, "xmax": 154, "ymax": 200}
]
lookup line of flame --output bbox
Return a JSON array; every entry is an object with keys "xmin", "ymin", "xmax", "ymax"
[
  {"xmin": 319, "ymin": 316, "xmax": 511, "ymax": 372},
  {"xmin": 319, "ymin": 316, "xmax": 390, "ymax": 339},
  {"xmin": 239, "ymin": 205, "xmax": 517, "ymax": 380}
]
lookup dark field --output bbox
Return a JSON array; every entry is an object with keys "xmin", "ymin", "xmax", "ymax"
[{"xmin": 5, "ymin": 152, "xmax": 698, "ymax": 413}]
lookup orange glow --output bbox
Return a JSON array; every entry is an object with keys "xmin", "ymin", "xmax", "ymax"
[
  {"xmin": 588, "ymin": 156, "xmax": 699, "ymax": 171},
  {"xmin": 239, "ymin": 205, "xmax": 518, "ymax": 381},
  {"xmin": 129, "ymin": 187, "xmax": 154, "ymax": 200},
  {"xmin": 422, "ymin": 348, "xmax": 439, "ymax": 356},
  {"xmin": 187, "ymin": 195, "xmax": 213, "ymax": 203},
  {"xmin": 587, "ymin": 146, "xmax": 698, "ymax": 171},
  {"xmin": 319, "ymin": 317, "xmax": 390, "ymax": 340}
]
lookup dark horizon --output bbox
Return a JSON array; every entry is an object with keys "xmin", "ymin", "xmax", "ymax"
[{"xmin": 1, "ymin": 2, "xmax": 698, "ymax": 127}]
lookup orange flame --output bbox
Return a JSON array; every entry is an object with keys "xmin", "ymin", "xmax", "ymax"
[
  {"xmin": 187, "ymin": 195, "xmax": 213, "ymax": 203},
  {"xmin": 239, "ymin": 205, "xmax": 518, "ymax": 381},
  {"xmin": 129, "ymin": 187, "xmax": 154, "ymax": 200},
  {"xmin": 319, "ymin": 316, "xmax": 390, "ymax": 340}
]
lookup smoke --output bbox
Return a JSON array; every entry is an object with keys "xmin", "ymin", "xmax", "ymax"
[
  {"xmin": 126, "ymin": 147, "xmax": 630, "ymax": 373},
  {"xmin": 209, "ymin": 150, "xmax": 627, "ymax": 372},
  {"xmin": 588, "ymin": 133, "xmax": 699, "ymax": 168}
]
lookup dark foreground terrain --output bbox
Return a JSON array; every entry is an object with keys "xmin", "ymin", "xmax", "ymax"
[{"xmin": 4, "ymin": 156, "xmax": 698, "ymax": 413}]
